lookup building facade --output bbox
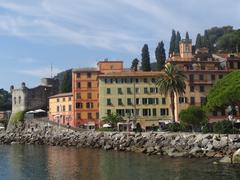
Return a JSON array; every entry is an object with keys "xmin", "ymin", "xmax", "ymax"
[
  {"xmin": 99, "ymin": 71, "xmax": 172, "ymax": 129},
  {"xmin": 168, "ymin": 34, "xmax": 240, "ymax": 122},
  {"xmin": 48, "ymin": 93, "xmax": 73, "ymax": 126}
]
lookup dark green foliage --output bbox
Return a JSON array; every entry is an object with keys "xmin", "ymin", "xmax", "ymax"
[
  {"xmin": 169, "ymin": 29, "xmax": 176, "ymax": 56},
  {"xmin": 141, "ymin": 44, "xmax": 151, "ymax": 71},
  {"xmin": 213, "ymin": 120, "xmax": 234, "ymax": 134},
  {"xmin": 60, "ymin": 70, "xmax": 72, "ymax": 93},
  {"xmin": 11, "ymin": 111, "xmax": 25, "ymax": 124},
  {"xmin": 102, "ymin": 113, "xmax": 124, "ymax": 128},
  {"xmin": 179, "ymin": 106, "xmax": 208, "ymax": 131},
  {"xmin": 195, "ymin": 33, "xmax": 202, "ymax": 49},
  {"xmin": 185, "ymin": 32, "xmax": 189, "ymax": 40},
  {"xmin": 0, "ymin": 89, "xmax": 11, "ymax": 111},
  {"xmin": 216, "ymin": 30, "xmax": 240, "ymax": 52},
  {"xmin": 97, "ymin": 127, "xmax": 113, "ymax": 132},
  {"xmin": 155, "ymin": 41, "xmax": 166, "ymax": 70},
  {"xmin": 165, "ymin": 123, "xmax": 185, "ymax": 132},
  {"xmin": 205, "ymin": 70, "xmax": 240, "ymax": 112},
  {"xmin": 175, "ymin": 31, "xmax": 181, "ymax": 54},
  {"xmin": 131, "ymin": 58, "xmax": 139, "ymax": 71}
]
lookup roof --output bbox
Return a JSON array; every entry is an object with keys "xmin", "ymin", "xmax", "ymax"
[
  {"xmin": 49, "ymin": 92, "xmax": 73, "ymax": 98},
  {"xmin": 72, "ymin": 67, "xmax": 99, "ymax": 72},
  {"xmin": 97, "ymin": 60, "xmax": 123, "ymax": 64},
  {"xmin": 99, "ymin": 71, "xmax": 163, "ymax": 78}
]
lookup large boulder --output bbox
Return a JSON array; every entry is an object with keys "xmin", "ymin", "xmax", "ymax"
[{"xmin": 232, "ymin": 149, "xmax": 240, "ymax": 163}]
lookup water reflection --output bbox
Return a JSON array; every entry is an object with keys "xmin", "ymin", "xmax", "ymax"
[{"xmin": 0, "ymin": 145, "xmax": 239, "ymax": 180}]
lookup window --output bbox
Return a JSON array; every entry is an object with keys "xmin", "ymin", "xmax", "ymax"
[
  {"xmin": 107, "ymin": 88, "xmax": 111, "ymax": 94},
  {"xmin": 190, "ymin": 86, "xmax": 194, "ymax": 92},
  {"xmin": 200, "ymin": 97, "xmax": 206, "ymax": 106},
  {"xmin": 143, "ymin": 109, "xmax": 151, "ymax": 116},
  {"xmin": 76, "ymin": 103, "xmax": 83, "ymax": 109},
  {"xmin": 143, "ymin": 78, "xmax": 148, "ymax": 83},
  {"xmin": 142, "ymin": 98, "xmax": 148, "ymax": 105},
  {"xmin": 69, "ymin": 105, "xmax": 72, "ymax": 111},
  {"xmin": 77, "ymin": 113, "xmax": 81, "ymax": 120},
  {"xmin": 156, "ymin": 98, "xmax": 159, "ymax": 104},
  {"xmin": 107, "ymin": 110, "xmax": 111, "ymax": 115},
  {"xmin": 211, "ymin": 74, "xmax": 216, "ymax": 81},
  {"xmin": 87, "ymin": 93, "xmax": 92, "ymax": 99},
  {"xmin": 118, "ymin": 99, "xmax": 123, "ymax": 106},
  {"xmin": 189, "ymin": 74, "xmax": 194, "ymax": 81},
  {"xmin": 57, "ymin": 106, "xmax": 60, "ymax": 112},
  {"xmin": 96, "ymin": 112, "xmax": 99, "ymax": 119},
  {"xmin": 69, "ymin": 97, "xmax": 72, "ymax": 101},
  {"xmin": 190, "ymin": 97, "xmax": 195, "ymax": 105},
  {"xmin": 160, "ymin": 108, "xmax": 169, "ymax": 116},
  {"xmin": 200, "ymin": 85, "xmax": 205, "ymax": 92},
  {"xmin": 162, "ymin": 98, "xmax": 166, "ymax": 105},
  {"xmin": 63, "ymin": 97, "xmax": 65, "ymax": 102},
  {"xmin": 219, "ymin": 74, "xmax": 223, "ymax": 79},
  {"xmin": 127, "ymin": 98, "xmax": 132, "ymax": 105},
  {"xmin": 116, "ymin": 109, "xmax": 125, "ymax": 116},
  {"xmin": 150, "ymin": 87, "xmax": 155, "ymax": 93},
  {"xmin": 152, "ymin": 109, "xmax": 157, "ymax": 116},
  {"xmin": 144, "ymin": 88, "xmax": 148, "ymax": 94},
  {"xmin": 77, "ymin": 73, "xmax": 80, "ymax": 78},
  {"xmin": 135, "ymin": 78, "xmax": 139, "ymax": 83},
  {"xmin": 62, "ymin": 105, "xmax": 66, "ymax": 112},
  {"xmin": 230, "ymin": 62, "xmax": 234, "ymax": 69},
  {"xmin": 118, "ymin": 88, "xmax": 123, "ymax": 94},
  {"xmin": 136, "ymin": 98, "xmax": 140, "ymax": 105},
  {"xmin": 57, "ymin": 98, "xmax": 60, "ymax": 102},
  {"xmin": 18, "ymin": 96, "xmax": 21, "ymax": 104},
  {"xmin": 127, "ymin": 88, "xmax": 132, "ymax": 94},
  {"xmin": 152, "ymin": 78, "xmax": 156, "ymax": 83},
  {"xmin": 76, "ymin": 93, "xmax": 81, "ymax": 99},
  {"xmin": 88, "ymin": 113, "xmax": 92, "ymax": 119},
  {"xmin": 14, "ymin": 97, "xmax": 16, "ymax": 104},
  {"xmin": 87, "ymin": 72, "xmax": 91, "ymax": 78},
  {"xmin": 135, "ymin": 88, "xmax": 140, "ymax": 94},
  {"xmin": 107, "ymin": 99, "xmax": 112, "ymax": 106},
  {"xmin": 199, "ymin": 74, "xmax": 204, "ymax": 81},
  {"xmin": 87, "ymin": 82, "xmax": 92, "ymax": 88},
  {"xmin": 201, "ymin": 65, "xmax": 205, "ymax": 70},
  {"xmin": 77, "ymin": 82, "xmax": 81, "ymax": 89}
]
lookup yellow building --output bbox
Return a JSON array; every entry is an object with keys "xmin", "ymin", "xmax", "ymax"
[
  {"xmin": 48, "ymin": 93, "xmax": 73, "ymax": 126},
  {"xmin": 99, "ymin": 71, "xmax": 172, "ymax": 129}
]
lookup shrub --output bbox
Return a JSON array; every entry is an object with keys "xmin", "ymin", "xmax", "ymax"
[
  {"xmin": 97, "ymin": 127, "xmax": 113, "ymax": 132},
  {"xmin": 179, "ymin": 106, "xmax": 207, "ymax": 131},
  {"xmin": 166, "ymin": 123, "xmax": 185, "ymax": 132},
  {"xmin": 213, "ymin": 120, "xmax": 234, "ymax": 134},
  {"xmin": 10, "ymin": 111, "xmax": 25, "ymax": 125}
]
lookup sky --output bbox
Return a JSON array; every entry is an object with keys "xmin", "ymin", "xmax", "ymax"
[{"xmin": 0, "ymin": 0, "xmax": 240, "ymax": 90}]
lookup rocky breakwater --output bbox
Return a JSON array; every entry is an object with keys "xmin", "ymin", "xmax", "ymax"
[{"xmin": 1, "ymin": 120, "xmax": 240, "ymax": 163}]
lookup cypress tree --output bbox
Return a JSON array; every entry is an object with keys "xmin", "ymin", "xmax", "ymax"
[
  {"xmin": 169, "ymin": 29, "xmax": 176, "ymax": 56},
  {"xmin": 155, "ymin": 41, "xmax": 166, "ymax": 71},
  {"xmin": 203, "ymin": 30, "xmax": 211, "ymax": 51},
  {"xmin": 186, "ymin": 32, "xmax": 190, "ymax": 40},
  {"xmin": 195, "ymin": 33, "xmax": 202, "ymax": 49},
  {"xmin": 141, "ymin": 44, "xmax": 151, "ymax": 71},
  {"xmin": 175, "ymin": 31, "xmax": 181, "ymax": 54},
  {"xmin": 131, "ymin": 58, "xmax": 139, "ymax": 71}
]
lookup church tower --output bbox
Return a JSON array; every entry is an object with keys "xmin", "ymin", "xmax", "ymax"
[{"xmin": 179, "ymin": 32, "xmax": 192, "ymax": 60}]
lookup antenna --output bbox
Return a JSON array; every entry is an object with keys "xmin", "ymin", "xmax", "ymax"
[{"xmin": 51, "ymin": 64, "xmax": 53, "ymax": 78}]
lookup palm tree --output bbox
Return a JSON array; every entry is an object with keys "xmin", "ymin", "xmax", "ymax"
[{"xmin": 156, "ymin": 64, "xmax": 186, "ymax": 122}]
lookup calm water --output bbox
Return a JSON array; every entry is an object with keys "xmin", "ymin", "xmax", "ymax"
[{"xmin": 0, "ymin": 145, "xmax": 239, "ymax": 180}]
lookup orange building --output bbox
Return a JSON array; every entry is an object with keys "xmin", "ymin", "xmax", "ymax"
[
  {"xmin": 72, "ymin": 60, "xmax": 123, "ymax": 128},
  {"xmin": 48, "ymin": 93, "xmax": 73, "ymax": 126}
]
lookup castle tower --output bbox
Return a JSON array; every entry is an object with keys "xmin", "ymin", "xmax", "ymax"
[{"xmin": 179, "ymin": 32, "xmax": 193, "ymax": 60}]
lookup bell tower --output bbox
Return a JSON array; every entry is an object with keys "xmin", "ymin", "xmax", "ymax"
[{"xmin": 179, "ymin": 32, "xmax": 192, "ymax": 60}]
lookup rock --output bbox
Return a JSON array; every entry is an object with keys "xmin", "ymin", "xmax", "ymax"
[
  {"xmin": 219, "ymin": 156, "xmax": 232, "ymax": 163},
  {"xmin": 232, "ymin": 149, "xmax": 240, "ymax": 164},
  {"xmin": 103, "ymin": 144, "xmax": 112, "ymax": 150},
  {"xmin": 189, "ymin": 146, "xmax": 203, "ymax": 155},
  {"xmin": 147, "ymin": 147, "xmax": 154, "ymax": 154}
]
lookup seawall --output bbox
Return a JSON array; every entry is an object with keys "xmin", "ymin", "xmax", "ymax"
[{"xmin": 1, "ymin": 118, "xmax": 240, "ymax": 160}]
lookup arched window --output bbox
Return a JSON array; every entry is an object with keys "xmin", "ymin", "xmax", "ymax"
[{"xmin": 18, "ymin": 96, "xmax": 21, "ymax": 104}]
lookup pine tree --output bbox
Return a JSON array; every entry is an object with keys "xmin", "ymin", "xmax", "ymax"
[
  {"xmin": 141, "ymin": 44, "xmax": 151, "ymax": 71},
  {"xmin": 169, "ymin": 29, "xmax": 176, "ymax": 56},
  {"xmin": 155, "ymin": 41, "xmax": 166, "ymax": 71},
  {"xmin": 175, "ymin": 31, "xmax": 181, "ymax": 54},
  {"xmin": 195, "ymin": 33, "xmax": 202, "ymax": 49},
  {"xmin": 131, "ymin": 58, "xmax": 139, "ymax": 71}
]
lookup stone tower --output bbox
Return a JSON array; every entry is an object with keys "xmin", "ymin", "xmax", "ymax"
[{"xmin": 179, "ymin": 32, "xmax": 193, "ymax": 60}]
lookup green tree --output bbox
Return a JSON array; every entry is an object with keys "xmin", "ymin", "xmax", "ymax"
[
  {"xmin": 216, "ymin": 30, "xmax": 240, "ymax": 52},
  {"xmin": 175, "ymin": 31, "xmax": 181, "ymax": 54},
  {"xmin": 156, "ymin": 64, "xmax": 186, "ymax": 122},
  {"xmin": 141, "ymin": 44, "xmax": 151, "ymax": 71},
  {"xmin": 169, "ymin": 29, "xmax": 176, "ymax": 56},
  {"xmin": 0, "ymin": 89, "xmax": 11, "ymax": 111},
  {"xmin": 60, "ymin": 70, "xmax": 72, "ymax": 93},
  {"xmin": 179, "ymin": 106, "xmax": 207, "ymax": 131},
  {"xmin": 185, "ymin": 32, "xmax": 190, "ymax": 40},
  {"xmin": 205, "ymin": 70, "xmax": 240, "ymax": 112},
  {"xmin": 131, "ymin": 58, "xmax": 139, "ymax": 71},
  {"xmin": 155, "ymin": 41, "xmax": 166, "ymax": 70},
  {"xmin": 102, "ymin": 113, "xmax": 124, "ymax": 128},
  {"xmin": 195, "ymin": 33, "xmax": 202, "ymax": 49}
]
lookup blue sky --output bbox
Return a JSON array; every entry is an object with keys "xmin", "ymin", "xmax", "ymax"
[{"xmin": 0, "ymin": 0, "xmax": 240, "ymax": 90}]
